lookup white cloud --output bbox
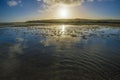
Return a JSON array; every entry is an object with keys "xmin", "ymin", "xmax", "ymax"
[
  {"xmin": 7, "ymin": 0, "xmax": 18, "ymax": 7},
  {"xmin": 7, "ymin": 0, "xmax": 22, "ymax": 7}
]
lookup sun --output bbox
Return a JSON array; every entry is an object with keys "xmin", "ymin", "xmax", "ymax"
[{"xmin": 57, "ymin": 6, "xmax": 69, "ymax": 19}]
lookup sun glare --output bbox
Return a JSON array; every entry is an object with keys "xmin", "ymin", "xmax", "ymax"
[{"xmin": 57, "ymin": 7, "xmax": 69, "ymax": 19}]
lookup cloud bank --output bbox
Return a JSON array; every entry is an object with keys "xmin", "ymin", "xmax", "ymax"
[
  {"xmin": 37, "ymin": 0, "xmax": 111, "ymax": 6},
  {"xmin": 37, "ymin": 0, "xmax": 113, "ymax": 14}
]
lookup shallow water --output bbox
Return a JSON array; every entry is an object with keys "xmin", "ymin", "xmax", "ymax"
[{"xmin": 0, "ymin": 25, "xmax": 120, "ymax": 80}]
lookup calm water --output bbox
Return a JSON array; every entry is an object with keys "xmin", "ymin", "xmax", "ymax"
[{"xmin": 0, "ymin": 25, "xmax": 120, "ymax": 80}]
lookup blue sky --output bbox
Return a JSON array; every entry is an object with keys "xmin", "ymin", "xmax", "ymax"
[{"xmin": 0, "ymin": 0, "xmax": 120, "ymax": 22}]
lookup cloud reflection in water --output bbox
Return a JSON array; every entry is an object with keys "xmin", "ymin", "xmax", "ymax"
[{"xmin": 0, "ymin": 25, "xmax": 120, "ymax": 80}]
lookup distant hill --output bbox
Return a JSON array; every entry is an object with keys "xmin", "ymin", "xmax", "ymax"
[
  {"xmin": 0, "ymin": 19, "xmax": 120, "ymax": 27},
  {"xmin": 26, "ymin": 19, "xmax": 120, "ymax": 24}
]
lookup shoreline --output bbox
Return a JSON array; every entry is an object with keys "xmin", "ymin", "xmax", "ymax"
[{"xmin": 0, "ymin": 22, "xmax": 120, "ymax": 27}]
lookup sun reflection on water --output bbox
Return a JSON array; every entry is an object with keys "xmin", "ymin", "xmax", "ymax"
[{"xmin": 59, "ymin": 25, "xmax": 66, "ymax": 35}]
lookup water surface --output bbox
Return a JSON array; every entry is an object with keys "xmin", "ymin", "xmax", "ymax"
[{"xmin": 0, "ymin": 25, "xmax": 120, "ymax": 80}]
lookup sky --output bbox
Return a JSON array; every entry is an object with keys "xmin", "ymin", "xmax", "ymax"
[{"xmin": 0, "ymin": 0, "xmax": 120, "ymax": 22}]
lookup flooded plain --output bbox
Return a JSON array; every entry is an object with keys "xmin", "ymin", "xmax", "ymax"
[{"xmin": 0, "ymin": 25, "xmax": 120, "ymax": 80}]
